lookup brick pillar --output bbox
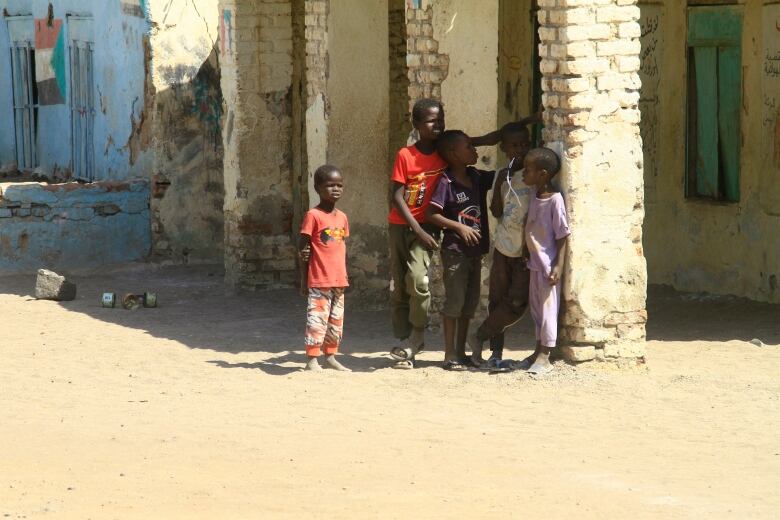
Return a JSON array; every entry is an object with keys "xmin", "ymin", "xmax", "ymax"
[
  {"xmin": 291, "ymin": 0, "xmax": 329, "ymax": 221},
  {"xmin": 538, "ymin": 0, "xmax": 648, "ymax": 362},
  {"xmin": 220, "ymin": 0, "xmax": 297, "ymax": 289}
]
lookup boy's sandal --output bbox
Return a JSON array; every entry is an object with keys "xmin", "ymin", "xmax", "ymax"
[
  {"xmin": 389, "ymin": 346, "xmax": 413, "ymax": 361},
  {"xmin": 442, "ymin": 360, "xmax": 468, "ymax": 372},
  {"xmin": 489, "ymin": 359, "xmax": 513, "ymax": 374},
  {"xmin": 391, "ymin": 359, "xmax": 414, "ymax": 370}
]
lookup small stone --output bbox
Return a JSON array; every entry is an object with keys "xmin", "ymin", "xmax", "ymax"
[
  {"xmin": 749, "ymin": 338, "xmax": 764, "ymax": 347},
  {"xmin": 35, "ymin": 269, "xmax": 77, "ymax": 301}
]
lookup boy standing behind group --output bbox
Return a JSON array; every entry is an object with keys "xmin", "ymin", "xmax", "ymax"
[{"xmin": 467, "ymin": 123, "xmax": 533, "ymax": 370}]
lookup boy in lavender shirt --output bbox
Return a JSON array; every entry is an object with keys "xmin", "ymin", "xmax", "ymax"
[{"xmin": 517, "ymin": 147, "xmax": 570, "ymax": 375}]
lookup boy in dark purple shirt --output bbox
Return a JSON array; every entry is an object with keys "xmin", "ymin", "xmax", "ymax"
[{"xmin": 426, "ymin": 130, "xmax": 495, "ymax": 371}]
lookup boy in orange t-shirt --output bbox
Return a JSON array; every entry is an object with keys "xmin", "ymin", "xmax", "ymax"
[{"xmin": 299, "ymin": 165, "xmax": 351, "ymax": 372}]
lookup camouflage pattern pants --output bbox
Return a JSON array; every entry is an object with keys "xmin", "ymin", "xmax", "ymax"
[{"xmin": 305, "ymin": 287, "xmax": 345, "ymax": 357}]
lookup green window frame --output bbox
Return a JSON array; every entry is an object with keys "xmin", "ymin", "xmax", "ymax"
[{"xmin": 686, "ymin": 6, "xmax": 742, "ymax": 202}]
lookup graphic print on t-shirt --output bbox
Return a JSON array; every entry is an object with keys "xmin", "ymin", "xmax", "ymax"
[
  {"xmin": 320, "ymin": 227, "xmax": 347, "ymax": 244},
  {"xmin": 405, "ymin": 169, "xmax": 445, "ymax": 208},
  {"xmin": 457, "ymin": 204, "xmax": 481, "ymax": 231}
]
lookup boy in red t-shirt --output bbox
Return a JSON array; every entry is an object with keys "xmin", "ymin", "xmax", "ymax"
[{"xmin": 299, "ymin": 165, "xmax": 351, "ymax": 372}]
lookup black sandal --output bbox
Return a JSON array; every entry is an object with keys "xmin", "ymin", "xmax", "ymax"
[{"xmin": 442, "ymin": 360, "xmax": 468, "ymax": 372}]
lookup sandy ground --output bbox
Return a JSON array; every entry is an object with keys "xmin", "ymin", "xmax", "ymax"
[{"xmin": 1, "ymin": 263, "xmax": 779, "ymax": 519}]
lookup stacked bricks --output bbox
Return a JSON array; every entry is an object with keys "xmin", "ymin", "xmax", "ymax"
[
  {"xmin": 389, "ymin": 0, "xmax": 412, "ymax": 154},
  {"xmin": 537, "ymin": 0, "xmax": 648, "ymax": 362},
  {"xmin": 405, "ymin": 2, "xmax": 449, "ymax": 106},
  {"xmin": 303, "ymin": 0, "xmax": 328, "ymax": 101},
  {"xmin": 220, "ymin": 0, "xmax": 298, "ymax": 289}
]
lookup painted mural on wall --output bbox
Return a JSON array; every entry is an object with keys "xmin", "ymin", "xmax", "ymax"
[
  {"xmin": 638, "ymin": 5, "xmax": 661, "ymax": 204},
  {"xmin": 193, "ymin": 74, "xmax": 222, "ymax": 148},
  {"xmin": 219, "ymin": 9, "xmax": 233, "ymax": 56},
  {"xmin": 34, "ymin": 18, "xmax": 66, "ymax": 105}
]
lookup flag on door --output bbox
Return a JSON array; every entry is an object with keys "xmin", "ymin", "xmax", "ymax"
[{"xmin": 34, "ymin": 18, "xmax": 66, "ymax": 105}]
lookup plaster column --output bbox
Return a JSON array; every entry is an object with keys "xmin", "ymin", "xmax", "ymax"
[
  {"xmin": 538, "ymin": 0, "xmax": 648, "ymax": 361},
  {"xmin": 219, "ymin": 0, "xmax": 297, "ymax": 289}
]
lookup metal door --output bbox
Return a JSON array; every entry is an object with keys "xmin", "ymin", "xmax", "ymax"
[
  {"xmin": 69, "ymin": 40, "xmax": 95, "ymax": 181},
  {"xmin": 9, "ymin": 39, "xmax": 38, "ymax": 170}
]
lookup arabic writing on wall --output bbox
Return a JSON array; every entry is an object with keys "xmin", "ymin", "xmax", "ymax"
[{"xmin": 638, "ymin": 8, "xmax": 662, "ymax": 201}]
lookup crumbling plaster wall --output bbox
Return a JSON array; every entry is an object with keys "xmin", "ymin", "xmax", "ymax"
[
  {"xmin": 0, "ymin": 0, "xmax": 152, "ymax": 180},
  {"xmin": 147, "ymin": 0, "xmax": 225, "ymax": 263},
  {"xmin": 642, "ymin": 0, "xmax": 780, "ymax": 304}
]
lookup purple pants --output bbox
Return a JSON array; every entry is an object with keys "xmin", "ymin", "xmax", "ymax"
[{"xmin": 529, "ymin": 269, "xmax": 560, "ymax": 348}]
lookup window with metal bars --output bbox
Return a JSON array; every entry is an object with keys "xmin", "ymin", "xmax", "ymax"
[
  {"xmin": 10, "ymin": 42, "xmax": 39, "ymax": 171},
  {"xmin": 69, "ymin": 40, "xmax": 95, "ymax": 182}
]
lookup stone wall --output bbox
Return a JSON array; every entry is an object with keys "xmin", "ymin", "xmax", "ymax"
[
  {"xmin": 537, "ymin": 0, "xmax": 647, "ymax": 361},
  {"xmin": 0, "ymin": 181, "xmax": 151, "ymax": 272}
]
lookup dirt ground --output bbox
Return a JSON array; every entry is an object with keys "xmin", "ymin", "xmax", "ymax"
[{"xmin": 1, "ymin": 264, "xmax": 779, "ymax": 519}]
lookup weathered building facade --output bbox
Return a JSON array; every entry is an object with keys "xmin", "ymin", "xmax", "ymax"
[
  {"xmin": 0, "ymin": 0, "xmax": 153, "ymax": 270},
  {"xmin": 0, "ymin": 0, "xmax": 224, "ymax": 270},
  {"xmin": 639, "ymin": 0, "xmax": 780, "ymax": 305},
  {"xmin": 1, "ymin": 0, "xmax": 777, "ymax": 361}
]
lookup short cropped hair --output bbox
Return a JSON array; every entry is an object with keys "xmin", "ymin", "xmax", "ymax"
[
  {"xmin": 501, "ymin": 122, "xmax": 530, "ymax": 141},
  {"xmin": 412, "ymin": 98, "xmax": 444, "ymax": 123},
  {"xmin": 313, "ymin": 164, "xmax": 342, "ymax": 186},
  {"xmin": 527, "ymin": 147, "xmax": 561, "ymax": 176},
  {"xmin": 436, "ymin": 130, "xmax": 468, "ymax": 158}
]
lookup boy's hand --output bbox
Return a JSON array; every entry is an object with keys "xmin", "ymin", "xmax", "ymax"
[
  {"xmin": 299, "ymin": 244, "xmax": 311, "ymax": 262},
  {"xmin": 416, "ymin": 229, "xmax": 439, "ymax": 250},
  {"xmin": 548, "ymin": 265, "xmax": 562, "ymax": 285},
  {"xmin": 457, "ymin": 224, "xmax": 481, "ymax": 247}
]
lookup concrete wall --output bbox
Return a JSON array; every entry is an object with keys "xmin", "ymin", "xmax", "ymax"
[
  {"xmin": 0, "ymin": 0, "xmax": 152, "ymax": 180},
  {"xmin": 327, "ymin": 0, "xmax": 390, "ymax": 295},
  {"xmin": 642, "ymin": 0, "xmax": 780, "ymax": 303},
  {"xmin": 0, "ymin": 180, "xmax": 150, "ymax": 272},
  {"xmin": 147, "ymin": 0, "xmax": 225, "ymax": 263}
]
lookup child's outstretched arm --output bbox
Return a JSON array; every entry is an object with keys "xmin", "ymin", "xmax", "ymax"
[
  {"xmin": 425, "ymin": 206, "xmax": 481, "ymax": 247},
  {"xmin": 392, "ymin": 182, "xmax": 439, "ymax": 250},
  {"xmin": 471, "ymin": 111, "xmax": 542, "ymax": 147},
  {"xmin": 298, "ymin": 233, "xmax": 312, "ymax": 296}
]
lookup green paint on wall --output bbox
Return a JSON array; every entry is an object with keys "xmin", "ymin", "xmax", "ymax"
[{"xmin": 52, "ymin": 28, "xmax": 67, "ymax": 99}]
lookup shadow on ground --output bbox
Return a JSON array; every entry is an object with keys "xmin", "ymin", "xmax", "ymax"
[{"xmin": 0, "ymin": 264, "xmax": 777, "ymax": 373}]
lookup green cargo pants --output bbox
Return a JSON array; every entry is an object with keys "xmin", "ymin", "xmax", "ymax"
[{"xmin": 388, "ymin": 223, "xmax": 438, "ymax": 340}]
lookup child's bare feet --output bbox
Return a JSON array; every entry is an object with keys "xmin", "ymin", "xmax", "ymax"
[
  {"xmin": 527, "ymin": 352, "xmax": 553, "ymax": 375},
  {"xmin": 324, "ymin": 354, "xmax": 351, "ymax": 372},
  {"xmin": 305, "ymin": 357, "xmax": 323, "ymax": 372}
]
